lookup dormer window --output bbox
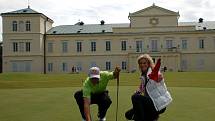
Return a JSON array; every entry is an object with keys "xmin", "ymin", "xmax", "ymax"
[
  {"xmin": 12, "ymin": 21, "xmax": 17, "ymax": 31},
  {"xmin": 26, "ymin": 21, "xmax": 31, "ymax": 31}
]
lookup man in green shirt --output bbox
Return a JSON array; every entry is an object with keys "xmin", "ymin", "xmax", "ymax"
[{"xmin": 74, "ymin": 66, "xmax": 120, "ymax": 121}]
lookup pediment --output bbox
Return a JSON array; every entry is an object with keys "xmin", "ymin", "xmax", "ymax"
[{"xmin": 129, "ymin": 4, "xmax": 179, "ymax": 17}]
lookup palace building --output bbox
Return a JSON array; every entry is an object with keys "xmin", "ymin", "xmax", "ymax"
[{"xmin": 1, "ymin": 4, "xmax": 215, "ymax": 73}]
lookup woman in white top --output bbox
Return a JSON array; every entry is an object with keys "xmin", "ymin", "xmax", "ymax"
[{"xmin": 125, "ymin": 54, "xmax": 172, "ymax": 121}]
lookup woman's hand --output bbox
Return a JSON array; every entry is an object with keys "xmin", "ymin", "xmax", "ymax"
[
  {"xmin": 113, "ymin": 66, "xmax": 121, "ymax": 79},
  {"xmin": 158, "ymin": 73, "xmax": 164, "ymax": 82}
]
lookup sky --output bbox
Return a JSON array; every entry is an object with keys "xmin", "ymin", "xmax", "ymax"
[{"xmin": 1, "ymin": 0, "xmax": 215, "ymax": 41}]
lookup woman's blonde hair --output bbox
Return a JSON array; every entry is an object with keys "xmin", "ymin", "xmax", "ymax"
[{"xmin": 137, "ymin": 54, "xmax": 155, "ymax": 68}]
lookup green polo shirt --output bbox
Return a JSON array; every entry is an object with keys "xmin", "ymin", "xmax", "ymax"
[{"xmin": 83, "ymin": 71, "xmax": 114, "ymax": 98}]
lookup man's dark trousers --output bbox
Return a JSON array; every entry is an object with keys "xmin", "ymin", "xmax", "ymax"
[{"xmin": 74, "ymin": 90, "xmax": 112, "ymax": 120}]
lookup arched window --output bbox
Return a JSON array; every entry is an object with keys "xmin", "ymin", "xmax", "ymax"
[
  {"xmin": 26, "ymin": 21, "xmax": 31, "ymax": 31},
  {"xmin": 12, "ymin": 21, "xmax": 17, "ymax": 31}
]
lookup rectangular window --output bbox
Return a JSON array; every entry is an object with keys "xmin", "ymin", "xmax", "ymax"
[
  {"xmin": 106, "ymin": 41, "xmax": 111, "ymax": 51},
  {"xmin": 182, "ymin": 40, "xmax": 187, "ymax": 49},
  {"xmin": 181, "ymin": 60, "xmax": 187, "ymax": 71},
  {"xmin": 136, "ymin": 41, "xmax": 143, "ymax": 52},
  {"xmin": 12, "ymin": 62, "xmax": 18, "ymax": 72},
  {"xmin": 26, "ymin": 42, "xmax": 31, "ymax": 52},
  {"xmin": 19, "ymin": 21, "xmax": 24, "ymax": 32},
  {"xmin": 62, "ymin": 62, "xmax": 68, "ymax": 72},
  {"xmin": 25, "ymin": 61, "xmax": 31, "ymax": 72},
  {"xmin": 196, "ymin": 59, "xmax": 204, "ymax": 70},
  {"xmin": 12, "ymin": 21, "xmax": 17, "ymax": 31},
  {"xmin": 91, "ymin": 42, "xmax": 96, "ymax": 52},
  {"xmin": 199, "ymin": 39, "xmax": 204, "ymax": 49},
  {"xmin": 19, "ymin": 42, "xmax": 24, "ymax": 52},
  {"xmin": 62, "ymin": 41, "xmax": 68, "ymax": 53},
  {"xmin": 166, "ymin": 40, "xmax": 173, "ymax": 49},
  {"xmin": 77, "ymin": 42, "xmax": 82, "ymax": 52},
  {"xmin": 106, "ymin": 61, "xmax": 111, "ymax": 70},
  {"xmin": 26, "ymin": 21, "xmax": 31, "ymax": 31},
  {"xmin": 13, "ymin": 42, "xmax": 18, "ymax": 52},
  {"xmin": 121, "ymin": 41, "xmax": 127, "ymax": 51},
  {"xmin": 151, "ymin": 40, "xmax": 158, "ymax": 52},
  {"xmin": 90, "ymin": 62, "xmax": 97, "ymax": 68},
  {"xmin": 122, "ymin": 61, "xmax": 127, "ymax": 70},
  {"xmin": 47, "ymin": 42, "xmax": 53, "ymax": 53},
  {"xmin": 48, "ymin": 63, "xmax": 53, "ymax": 72},
  {"xmin": 214, "ymin": 39, "xmax": 215, "ymax": 49},
  {"xmin": 76, "ymin": 62, "xmax": 82, "ymax": 71},
  {"xmin": 11, "ymin": 61, "xmax": 32, "ymax": 72}
]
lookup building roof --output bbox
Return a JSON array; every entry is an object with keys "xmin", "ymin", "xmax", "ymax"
[
  {"xmin": 47, "ymin": 21, "xmax": 215, "ymax": 34},
  {"xmin": 129, "ymin": 3, "xmax": 179, "ymax": 17},
  {"xmin": 47, "ymin": 23, "xmax": 129, "ymax": 34},
  {"xmin": 1, "ymin": 6, "xmax": 40, "ymax": 14},
  {"xmin": 179, "ymin": 21, "xmax": 215, "ymax": 30},
  {"xmin": 1, "ymin": 6, "xmax": 54, "ymax": 23}
]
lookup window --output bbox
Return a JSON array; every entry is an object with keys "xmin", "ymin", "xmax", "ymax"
[
  {"xmin": 182, "ymin": 40, "xmax": 187, "ymax": 49},
  {"xmin": 19, "ymin": 42, "xmax": 24, "ymax": 52},
  {"xmin": 77, "ymin": 42, "xmax": 82, "ymax": 52},
  {"xmin": 122, "ymin": 61, "xmax": 127, "ymax": 70},
  {"xmin": 25, "ymin": 61, "xmax": 31, "ymax": 72},
  {"xmin": 26, "ymin": 21, "xmax": 31, "ymax": 31},
  {"xmin": 12, "ymin": 21, "xmax": 17, "ymax": 31},
  {"xmin": 48, "ymin": 63, "xmax": 53, "ymax": 72},
  {"xmin": 106, "ymin": 61, "xmax": 111, "ymax": 70},
  {"xmin": 76, "ymin": 62, "xmax": 82, "ymax": 71},
  {"xmin": 214, "ymin": 39, "xmax": 215, "ymax": 49},
  {"xmin": 19, "ymin": 21, "xmax": 24, "ymax": 32},
  {"xmin": 13, "ymin": 42, "xmax": 18, "ymax": 52},
  {"xmin": 11, "ymin": 61, "xmax": 32, "ymax": 72},
  {"xmin": 26, "ymin": 42, "xmax": 31, "ymax": 52},
  {"xmin": 106, "ymin": 41, "xmax": 111, "ymax": 51},
  {"xmin": 136, "ymin": 41, "xmax": 143, "ymax": 52},
  {"xmin": 91, "ymin": 42, "xmax": 96, "ymax": 52},
  {"xmin": 181, "ymin": 60, "xmax": 187, "ymax": 71},
  {"xmin": 90, "ymin": 62, "xmax": 97, "ymax": 68},
  {"xmin": 166, "ymin": 40, "xmax": 173, "ymax": 49},
  {"xmin": 196, "ymin": 59, "xmax": 204, "ymax": 70},
  {"xmin": 62, "ymin": 41, "xmax": 68, "ymax": 53},
  {"xmin": 151, "ymin": 40, "xmax": 158, "ymax": 52},
  {"xmin": 62, "ymin": 62, "xmax": 68, "ymax": 72},
  {"xmin": 12, "ymin": 62, "xmax": 18, "ymax": 72},
  {"xmin": 121, "ymin": 41, "xmax": 127, "ymax": 51},
  {"xmin": 199, "ymin": 39, "xmax": 204, "ymax": 49},
  {"xmin": 47, "ymin": 42, "xmax": 53, "ymax": 53}
]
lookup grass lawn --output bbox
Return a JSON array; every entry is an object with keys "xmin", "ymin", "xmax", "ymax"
[{"xmin": 0, "ymin": 72, "xmax": 215, "ymax": 121}]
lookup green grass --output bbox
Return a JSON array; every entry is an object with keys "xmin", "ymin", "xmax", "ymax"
[{"xmin": 0, "ymin": 72, "xmax": 215, "ymax": 121}]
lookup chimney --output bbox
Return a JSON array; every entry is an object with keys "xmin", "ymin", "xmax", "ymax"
[
  {"xmin": 100, "ymin": 20, "xmax": 105, "ymax": 25},
  {"xmin": 199, "ymin": 18, "xmax": 203, "ymax": 23},
  {"xmin": 79, "ymin": 21, "xmax": 84, "ymax": 25}
]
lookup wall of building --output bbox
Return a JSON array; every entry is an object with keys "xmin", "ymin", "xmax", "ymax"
[{"xmin": 3, "ymin": 56, "xmax": 44, "ymax": 73}]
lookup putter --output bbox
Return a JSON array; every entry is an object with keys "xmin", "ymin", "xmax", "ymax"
[{"xmin": 115, "ymin": 75, "xmax": 119, "ymax": 121}]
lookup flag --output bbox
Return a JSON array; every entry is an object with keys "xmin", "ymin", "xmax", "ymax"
[{"xmin": 148, "ymin": 58, "xmax": 161, "ymax": 82}]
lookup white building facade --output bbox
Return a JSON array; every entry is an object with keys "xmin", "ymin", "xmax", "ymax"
[{"xmin": 1, "ymin": 4, "xmax": 215, "ymax": 73}]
